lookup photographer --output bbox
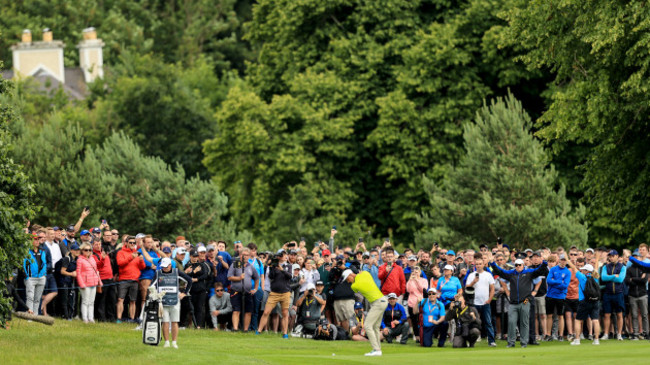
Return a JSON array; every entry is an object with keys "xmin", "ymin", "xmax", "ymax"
[
  {"xmin": 445, "ymin": 295, "xmax": 481, "ymax": 348},
  {"xmin": 256, "ymin": 253, "xmax": 293, "ymax": 339},
  {"xmin": 295, "ymin": 283, "xmax": 326, "ymax": 335}
]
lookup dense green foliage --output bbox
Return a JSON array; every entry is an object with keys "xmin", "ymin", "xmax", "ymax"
[
  {"xmin": 1, "ymin": 0, "xmax": 646, "ymax": 249},
  {"xmin": 0, "ymin": 74, "xmax": 36, "ymax": 327},
  {"xmin": 417, "ymin": 94, "xmax": 587, "ymax": 250}
]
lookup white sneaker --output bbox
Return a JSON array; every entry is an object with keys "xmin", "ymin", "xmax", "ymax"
[
  {"xmin": 579, "ymin": 333, "xmax": 585, "ymax": 340},
  {"xmin": 364, "ymin": 350, "xmax": 382, "ymax": 357},
  {"xmin": 600, "ymin": 334, "xmax": 609, "ymax": 340},
  {"xmin": 163, "ymin": 342, "xmax": 170, "ymax": 348},
  {"xmin": 133, "ymin": 325, "xmax": 142, "ymax": 331},
  {"xmin": 172, "ymin": 342, "xmax": 178, "ymax": 349},
  {"xmin": 593, "ymin": 339, "xmax": 600, "ymax": 345},
  {"xmin": 570, "ymin": 339, "xmax": 581, "ymax": 345}
]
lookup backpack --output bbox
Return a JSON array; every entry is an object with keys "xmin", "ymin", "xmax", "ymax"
[{"xmin": 584, "ymin": 276, "xmax": 600, "ymax": 301}]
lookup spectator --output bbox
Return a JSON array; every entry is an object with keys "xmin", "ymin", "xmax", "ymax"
[
  {"xmin": 419, "ymin": 288, "xmax": 448, "ymax": 347},
  {"xmin": 437, "ymin": 264, "xmax": 462, "ymax": 308},
  {"xmin": 138, "ymin": 235, "xmax": 159, "ymax": 318},
  {"xmin": 154, "ymin": 257, "xmax": 192, "ymax": 348},
  {"xmin": 91, "ymin": 239, "xmax": 115, "ymax": 322},
  {"xmin": 378, "ymin": 247, "xmax": 406, "ymax": 297},
  {"xmin": 76, "ymin": 243, "xmax": 102, "ymax": 323},
  {"xmin": 600, "ymin": 250, "xmax": 627, "ymax": 340},
  {"xmin": 116, "ymin": 236, "xmax": 145, "ymax": 323},
  {"xmin": 37, "ymin": 230, "xmax": 57, "ymax": 317},
  {"xmin": 406, "ymin": 265, "xmax": 428, "ymax": 343},
  {"xmin": 568, "ymin": 259, "xmax": 602, "ymax": 345},
  {"xmin": 248, "ymin": 243, "xmax": 266, "ymax": 332},
  {"xmin": 350, "ymin": 302, "xmax": 368, "ymax": 342},
  {"xmin": 257, "ymin": 253, "xmax": 293, "ymax": 339},
  {"xmin": 227, "ymin": 248, "xmax": 259, "ymax": 331},
  {"xmin": 380, "ymin": 293, "xmax": 409, "ymax": 344},
  {"xmin": 489, "ymin": 257, "xmax": 548, "ymax": 348},
  {"xmin": 465, "ymin": 257, "xmax": 496, "ymax": 347},
  {"xmin": 23, "ymin": 234, "xmax": 48, "ymax": 315},
  {"xmin": 58, "ymin": 243, "xmax": 80, "ymax": 320},
  {"xmin": 626, "ymin": 251, "xmax": 649, "ymax": 340},
  {"xmin": 545, "ymin": 253, "xmax": 571, "ymax": 341},
  {"xmin": 215, "ymin": 240, "xmax": 232, "ymax": 289},
  {"xmin": 299, "ymin": 259, "xmax": 320, "ymax": 295},
  {"xmin": 186, "ymin": 249, "xmax": 210, "ymax": 329},
  {"xmin": 173, "ymin": 248, "xmax": 186, "ymax": 269},
  {"xmin": 209, "ymin": 282, "xmax": 233, "ymax": 331},
  {"xmin": 295, "ymin": 283, "xmax": 326, "ymax": 335},
  {"xmin": 445, "ymin": 295, "xmax": 481, "ymax": 348}
]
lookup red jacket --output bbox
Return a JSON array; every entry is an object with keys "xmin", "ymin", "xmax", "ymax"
[
  {"xmin": 378, "ymin": 262, "xmax": 406, "ymax": 296},
  {"xmin": 76, "ymin": 255, "xmax": 102, "ymax": 288},
  {"xmin": 116, "ymin": 246, "xmax": 145, "ymax": 281},
  {"xmin": 92, "ymin": 249, "xmax": 113, "ymax": 280}
]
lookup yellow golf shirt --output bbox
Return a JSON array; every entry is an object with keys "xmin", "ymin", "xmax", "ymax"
[{"xmin": 351, "ymin": 271, "xmax": 384, "ymax": 303}]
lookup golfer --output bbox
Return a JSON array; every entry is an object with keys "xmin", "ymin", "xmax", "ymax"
[
  {"xmin": 154, "ymin": 258, "xmax": 192, "ymax": 348},
  {"xmin": 342, "ymin": 269, "xmax": 388, "ymax": 356}
]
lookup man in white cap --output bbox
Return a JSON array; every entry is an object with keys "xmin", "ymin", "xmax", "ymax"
[
  {"xmin": 154, "ymin": 257, "xmax": 192, "ymax": 348},
  {"xmin": 342, "ymin": 269, "xmax": 388, "ymax": 356},
  {"xmin": 489, "ymin": 256, "xmax": 548, "ymax": 348},
  {"xmin": 568, "ymin": 261, "xmax": 601, "ymax": 345}
]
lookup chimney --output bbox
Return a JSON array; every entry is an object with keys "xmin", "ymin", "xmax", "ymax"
[
  {"xmin": 43, "ymin": 28, "xmax": 53, "ymax": 42},
  {"xmin": 21, "ymin": 29, "xmax": 32, "ymax": 43},
  {"xmin": 77, "ymin": 27, "xmax": 105, "ymax": 83}
]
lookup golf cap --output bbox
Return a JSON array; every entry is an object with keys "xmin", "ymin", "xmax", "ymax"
[
  {"xmin": 608, "ymin": 250, "xmax": 618, "ymax": 256},
  {"xmin": 321, "ymin": 249, "xmax": 331, "ymax": 256},
  {"xmin": 292, "ymin": 264, "xmax": 301, "ymax": 271},
  {"xmin": 514, "ymin": 259, "xmax": 525, "ymax": 266},
  {"xmin": 446, "ymin": 250, "xmax": 455, "ymax": 256},
  {"xmin": 354, "ymin": 302, "xmax": 364, "ymax": 310},
  {"xmin": 197, "ymin": 246, "xmax": 207, "ymax": 253},
  {"xmin": 316, "ymin": 280, "xmax": 324, "ymax": 286},
  {"xmin": 160, "ymin": 258, "xmax": 172, "ymax": 268},
  {"xmin": 408, "ymin": 255, "xmax": 417, "ymax": 261},
  {"xmin": 559, "ymin": 253, "xmax": 567, "ymax": 260},
  {"xmin": 177, "ymin": 247, "xmax": 187, "ymax": 255},
  {"xmin": 427, "ymin": 288, "xmax": 438, "ymax": 294},
  {"xmin": 585, "ymin": 248, "xmax": 594, "ymax": 253},
  {"xmin": 162, "ymin": 247, "xmax": 172, "ymax": 254},
  {"xmin": 387, "ymin": 293, "xmax": 398, "ymax": 299},
  {"xmin": 582, "ymin": 264, "xmax": 594, "ymax": 272},
  {"xmin": 443, "ymin": 264, "xmax": 454, "ymax": 271},
  {"xmin": 80, "ymin": 230, "xmax": 90, "ymax": 236},
  {"xmin": 341, "ymin": 269, "xmax": 353, "ymax": 282},
  {"xmin": 306, "ymin": 283, "xmax": 316, "ymax": 291},
  {"xmin": 135, "ymin": 233, "xmax": 146, "ymax": 239}
]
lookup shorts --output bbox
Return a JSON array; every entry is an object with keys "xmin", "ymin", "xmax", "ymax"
[
  {"xmin": 266, "ymin": 292, "xmax": 291, "ymax": 311},
  {"xmin": 43, "ymin": 274, "xmax": 58, "ymax": 294},
  {"xmin": 602, "ymin": 293, "xmax": 625, "ymax": 314},
  {"xmin": 546, "ymin": 297, "xmax": 565, "ymax": 315},
  {"xmin": 564, "ymin": 299, "xmax": 579, "ymax": 314},
  {"xmin": 334, "ymin": 299, "xmax": 355, "ymax": 323},
  {"xmin": 535, "ymin": 296, "xmax": 546, "ymax": 314},
  {"xmin": 576, "ymin": 300, "xmax": 600, "ymax": 321},
  {"xmin": 231, "ymin": 291, "xmax": 254, "ymax": 313},
  {"xmin": 162, "ymin": 303, "xmax": 180, "ymax": 323},
  {"xmin": 118, "ymin": 280, "xmax": 138, "ymax": 300}
]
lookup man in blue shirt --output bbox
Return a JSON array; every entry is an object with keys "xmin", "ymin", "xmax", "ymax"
[
  {"xmin": 381, "ymin": 293, "xmax": 409, "ymax": 344},
  {"xmin": 600, "ymin": 250, "xmax": 626, "ymax": 341},
  {"xmin": 545, "ymin": 254, "xmax": 571, "ymax": 341},
  {"xmin": 419, "ymin": 288, "xmax": 448, "ymax": 347}
]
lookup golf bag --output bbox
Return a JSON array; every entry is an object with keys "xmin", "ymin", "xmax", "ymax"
[{"xmin": 142, "ymin": 286, "xmax": 165, "ymax": 346}]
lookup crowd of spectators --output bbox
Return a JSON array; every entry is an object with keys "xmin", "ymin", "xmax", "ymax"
[{"xmin": 7, "ymin": 208, "xmax": 650, "ymax": 351}]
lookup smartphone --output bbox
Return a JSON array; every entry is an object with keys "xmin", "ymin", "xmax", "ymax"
[
  {"xmin": 288, "ymin": 242, "xmax": 296, "ymax": 248},
  {"xmin": 100, "ymin": 218, "xmax": 107, "ymax": 225},
  {"xmin": 434, "ymin": 241, "xmax": 439, "ymax": 248},
  {"xmin": 358, "ymin": 238, "xmax": 364, "ymax": 243},
  {"xmin": 301, "ymin": 237, "xmax": 306, "ymax": 242},
  {"xmin": 332, "ymin": 226, "xmax": 336, "ymax": 230},
  {"xmin": 84, "ymin": 205, "xmax": 90, "ymax": 211}
]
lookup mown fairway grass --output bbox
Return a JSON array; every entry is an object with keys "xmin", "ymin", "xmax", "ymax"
[{"xmin": 1, "ymin": 318, "xmax": 647, "ymax": 364}]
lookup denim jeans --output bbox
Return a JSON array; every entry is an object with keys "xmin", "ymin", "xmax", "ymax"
[{"xmin": 475, "ymin": 303, "xmax": 495, "ymax": 343}]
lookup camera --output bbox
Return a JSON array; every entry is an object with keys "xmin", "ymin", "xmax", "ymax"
[
  {"xmin": 269, "ymin": 254, "xmax": 281, "ymax": 268},
  {"xmin": 497, "ymin": 237, "xmax": 502, "ymax": 244},
  {"xmin": 234, "ymin": 260, "xmax": 242, "ymax": 269},
  {"xmin": 453, "ymin": 301, "xmax": 461, "ymax": 307},
  {"xmin": 307, "ymin": 289, "xmax": 314, "ymax": 296}
]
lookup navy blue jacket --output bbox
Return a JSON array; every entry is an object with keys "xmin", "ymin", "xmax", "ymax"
[{"xmin": 489, "ymin": 261, "xmax": 548, "ymax": 304}]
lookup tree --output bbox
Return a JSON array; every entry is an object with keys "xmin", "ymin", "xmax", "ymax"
[
  {"xmin": 417, "ymin": 93, "xmax": 587, "ymax": 251},
  {"xmin": 0, "ymin": 73, "xmax": 36, "ymax": 327},
  {"xmin": 501, "ymin": 0, "xmax": 650, "ymax": 245}
]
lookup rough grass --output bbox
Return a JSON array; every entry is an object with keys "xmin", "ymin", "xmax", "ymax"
[{"xmin": 0, "ymin": 318, "xmax": 646, "ymax": 364}]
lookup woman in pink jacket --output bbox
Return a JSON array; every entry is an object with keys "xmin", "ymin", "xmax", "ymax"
[
  {"xmin": 77, "ymin": 243, "xmax": 103, "ymax": 323},
  {"xmin": 406, "ymin": 265, "xmax": 428, "ymax": 343}
]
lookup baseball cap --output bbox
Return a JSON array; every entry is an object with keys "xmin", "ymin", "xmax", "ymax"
[
  {"xmin": 52, "ymin": 226, "xmax": 60, "ymax": 231},
  {"xmin": 336, "ymin": 254, "xmax": 345, "ymax": 260},
  {"xmin": 443, "ymin": 264, "xmax": 454, "ymax": 271},
  {"xmin": 559, "ymin": 253, "xmax": 567, "ymax": 260},
  {"xmin": 80, "ymin": 230, "xmax": 90, "ymax": 236},
  {"xmin": 160, "ymin": 258, "xmax": 172, "ymax": 268},
  {"xmin": 341, "ymin": 269, "xmax": 353, "ymax": 282},
  {"xmin": 585, "ymin": 248, "xmax": 594, "ymax": 253},
  {"xmin": 514, "ymin": 259, "xmax": 525, "ymax": 266},
  {"xmin": 292, "ymin": 264, "xmax": 301, "ymax": 271},
  {"xmin": 321, "ymin": 249, "xmax": 331, "ymax": 256},
  {"xmin": 162, "ymin": 247, "xmax": 172, "ymax": 254},
  {"xmin": 354, "ymin": 302, "xmax": 364, "ymax": 310},
  {"xmin": 608, "ymin": 250, "xmax": 618, "ymax": 256},
  {"xmin": 190, "ymin": 249, "xmax": 199, "ymax": 257},
  {"xmin": 524, "ymin": 248, "xmax": 533, "ymax": 253},
  {"xmin": 177, "ymin": 247, "xmax": 187, "ymax": 255},
  {"xmin": 135, "ymin": 233, "xmax": 146, "ymax": 239},
  {"xmin": 92, "ymin": 227, "xmax": 101, "ymax": 234},
  {"xmin": 306, "ymin": 283, "xmax": 316, "ymax": 291},
  {"xmin": 387, "ymin": 293, "xmax": 398, "ymax": 299},
  {"xmin": 582, "ymin": 264, "xmax": 594, "ymax": 272},
  {"xmin": 289, "ymin": 249, "xmax": 298, "ymax": 255},
  {"xmin": 197, "ymin": 246, "xmax": 207, "ymax": 253},
  {"xmin": 532, "ymin": 251, "xmax": 542, "ymax": 257},
  {"xmin": 315, "ymin": 280, "xmax": 324, "ymax": 286},
  {"xmin": 207, "ymin": 244, "xmax": 216, "ymax": 251},
  {"xmin": 446, "ymin": 250, "xmax": 455, "ymax": 256},
  {"xmin": 479, "ymin": 243, "xmax": 488, "ymax": 249},
  {"xmin": 427, "ymin": 287, "xmax": 438, "ymax": 294},
  {"xmin": 408, "ymin": 255, "xmax": 417, "ymax": 261},
  {"xmin": 66, "ymin": 225, "xmax": 75, "ymax": 232},
  {"xmin": 70, "ymin": 243, "xmax": 80, "ymax": 250},
  {"xmin": 633, "ymin": 250, "xmax": 640, "ymax": 257}
]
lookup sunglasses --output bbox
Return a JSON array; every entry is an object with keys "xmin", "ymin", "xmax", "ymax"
[
  {"xmin": 570, "ymin": 253, "xmax": 578, "ymax": 256},
  {"xmin": 215, "ymin": 289, "xmax": 224, "ymax": 292},
  {"xmin": 428, "ymin": 293, "xmax": 436, "ymax": 296},
  {"xmin": 515, "ymin": 264, "xmax": 523, "ymax": 267},
  {"xmin": 128, "ymin": 241, "xmax": 136, "ymax": 244},
  {"xmin": 82, "ymin": 249, "xmax": 91, "ymax": 252}
]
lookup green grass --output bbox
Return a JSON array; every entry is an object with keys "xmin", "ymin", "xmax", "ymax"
[{"xmin": 1, "ymin": 318, "xmax": 646, "ymax": 364}]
